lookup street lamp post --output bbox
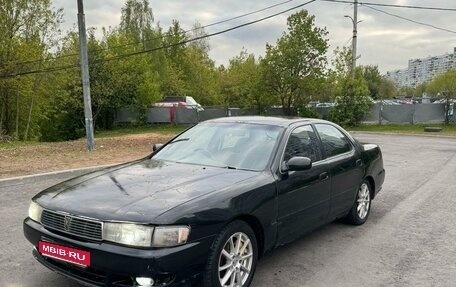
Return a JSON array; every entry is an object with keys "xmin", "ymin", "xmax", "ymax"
[{"xmin": 345, "ymin": 0, "xmax": 361, "ymax": 75}]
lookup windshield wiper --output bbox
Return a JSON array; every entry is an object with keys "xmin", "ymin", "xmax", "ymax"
[
  {"xmin": 167, "ymin": 138, "xmax": 190, "ymax": 145},
  {"xmin": 224, "ymin": 166, "xmax": 237, "ymax": 170}
]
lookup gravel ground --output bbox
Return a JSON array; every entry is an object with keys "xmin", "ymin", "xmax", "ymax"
[{"xmin": 0, "ymin": 133, "xmax": 174, "ymax": 179}]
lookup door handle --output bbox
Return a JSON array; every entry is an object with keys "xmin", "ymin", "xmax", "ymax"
[
  {"xmin": 319, "ymin": 172, "xmax": 329, "ymax": 181},
  {"xmin": 356, "ymin": 159, "xmax": 363, "ymax": 167}
]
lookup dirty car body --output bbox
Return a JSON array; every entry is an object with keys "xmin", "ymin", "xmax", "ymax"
[{"xmin": 24, "ymin": 117, "xmax": 385, "ymax": 287}]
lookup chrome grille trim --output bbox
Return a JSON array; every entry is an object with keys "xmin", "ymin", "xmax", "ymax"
[{"xmin": 41, "ymin": 209, "xmax": 103, "ymax": 241}]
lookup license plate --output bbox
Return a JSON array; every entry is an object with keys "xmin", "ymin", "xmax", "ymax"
[{"xmin": 38, "ymin": 241, "xmax": 91, "ymax": 267}]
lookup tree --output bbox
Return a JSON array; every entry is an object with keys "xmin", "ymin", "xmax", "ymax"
[
  {"xmin": 378, "ymin": 77, "xmax": 397, "ymax": 99},
  {"xmin": 120, "ymin": 0, "xmax": 154, "ymax": 43},
  {"xmin": 161, "ymin": 20, "xmax": 188, "ymax": 96},
  {"xmin": 189, "ymin": 21, "xmax": 210, "ymax": 54},
  {"xmin": 261, "ymin": 10, "xmax": 329, "ymax": 115},
  {"xmin": 332, "ymin": 46, "xmax": 353, "ymax": 78},
  {"xmin": 158, "ymin": 20, "xmax": 220, "ymax": 105},
  {"xmin": 397, "ymin": 86, "xmax": 415, "ymax": 98},
  {"xmin": 0, "ymin": 0, "xmax": 62, "ymax": 140},
  {"xmin": 329, "ymin": 68, "xmax": 371, "ymax": 127},
  {"xmin": 181, "ymin": 46, "xmax": 219, "ymax": 105},
  {"xmin": 220, "ymin": 50, "xmax": 273, "ymax": 112},
  {"xmin": 318, "ymin": 46, "xmax": 353, "ymax": 104},
  {"xmin": 360, "ymin": 65, "xmax": 382, "ymax": 100},
  {"xmin": 102, "ymin": 28, "xmax": 163, "ymax": 123},
  {"xmin": 38, "ymin": 29, "xmax": 85, "ymax": 141},
  {"xmin": 427, "ymin": 69, "xmax": 456, "ymax": 99}
]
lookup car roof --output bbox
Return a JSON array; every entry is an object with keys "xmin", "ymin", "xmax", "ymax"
[
  {"xmin": 204, "ymin": 116, "xmax": 331, "ymax": 127},
  {"xmin": 162, "ymin": 96, "xmax": 186, "ymax": 102}
]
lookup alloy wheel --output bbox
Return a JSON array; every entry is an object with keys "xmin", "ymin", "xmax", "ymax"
[
  {"xmin": 218, "ymin": 232, "xmax": 254, "ymax": 287},
  {"xmin": 357, "ymin": 183, "xmax": 370, "ymax": 219}
]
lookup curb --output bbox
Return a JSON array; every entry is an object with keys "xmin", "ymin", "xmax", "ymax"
[{"xmin": 0, "ymin": 164, "xmax": 117, "ymax": 189}]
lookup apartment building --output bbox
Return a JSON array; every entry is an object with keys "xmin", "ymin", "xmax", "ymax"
[{"xmin": 386, "ymin": 47, "xmax": 456, "ymax": 87}]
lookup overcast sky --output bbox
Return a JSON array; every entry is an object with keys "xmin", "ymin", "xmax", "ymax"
[{"xmin": 54, "ymin": 0, "xmax": 455, "ymax": 73}]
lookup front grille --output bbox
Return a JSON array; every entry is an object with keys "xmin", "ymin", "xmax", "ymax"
[{"xmin": 41, "ymin": 209, "xmax": 103, "ymax": 241}]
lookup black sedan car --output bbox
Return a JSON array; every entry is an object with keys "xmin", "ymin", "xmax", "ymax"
[{"xmin": 24, "ymin": 117, "xmax": 385, "ymax": 287}]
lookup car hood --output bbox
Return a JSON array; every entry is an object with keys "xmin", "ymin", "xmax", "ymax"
[{"xmin": 33, "ymin": 159, "xmax": 258, "ymax": 223}]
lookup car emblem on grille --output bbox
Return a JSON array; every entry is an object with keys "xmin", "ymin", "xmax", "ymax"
[{"xmin": 63, "ymin": 215, "xmax": 72, "ymax": 231}]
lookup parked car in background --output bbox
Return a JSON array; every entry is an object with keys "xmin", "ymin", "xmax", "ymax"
[
  {"xmin": 316, "ymin": 102, "xmax": 336, "ymax": 108},
  {"xmin": 374, "ymin": 100, "xmax": 401, "ymax": 105},
  {"xmin": 394, "ymin": 98, "xmax": 418, "ymax": 104},
  {"xmin": 306, "ymin": 101, "xmax": 320, "ymax": 108},
  {"xmin": 433, "ymin": 99, "xmax": 456, "ymax": 104},
  {"xmin": 154, "ymin": 96, "xmax": 204, "ymax": 111},
  {"xmin": 24, "ymin": 117, "xmax": 385, "ymax": 287}
]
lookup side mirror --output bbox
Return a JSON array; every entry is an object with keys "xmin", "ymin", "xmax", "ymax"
[
  {"xmin": 153, "ymin": 143, "xmax": 164, "ymax": 152},
  {"xmin": 286, "ymin": 157, "xmax": 312, "ymax": 171}
]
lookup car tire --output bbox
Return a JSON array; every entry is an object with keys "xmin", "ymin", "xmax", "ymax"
[
  {"xmin": 345, "ymin": 180, "xmax": 372, "ymax": 225},
  {"xmin": 203, "ymin": 220, "xmax": 258, "ymax": 287}
]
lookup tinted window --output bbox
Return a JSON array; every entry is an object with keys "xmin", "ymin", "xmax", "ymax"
[
  {"xmin": 315, "ymin": 124, "xmax": 351, "ymax": 158},
  {"xmin": 283, "ymin": 125, "xmax": 321, "ymax": 163}
]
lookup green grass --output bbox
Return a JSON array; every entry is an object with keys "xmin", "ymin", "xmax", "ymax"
[
  {"xmin": 0, "ymin": 140, "xmax": 39, "ymax": 149},
  {"xmin": 349, "ymin": 124, "xmax": 456, "ymax": 136},
  {"xmin": 95, "ymin": 124, "xmax": 188, "ymax": 138}
]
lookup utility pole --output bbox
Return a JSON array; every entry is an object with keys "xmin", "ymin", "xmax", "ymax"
[
  {"xmin": 77, "ymin": 0, "xmax": 94, "ymax": 151},
  {"xmin": 352, "ymin": 0, "xmax": 358, "ymax": 74},
  {"xmin": 345, "ymin": 0, "xmax": 359, "ymax": 76}
]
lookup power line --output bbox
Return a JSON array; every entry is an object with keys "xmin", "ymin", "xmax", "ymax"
[
  {"xmin": 320, "ymin": 0, "xmax": 456, "ymax": 12},
  {"xmin": 3, "ymin": 64, "xmax": 80, "ymax": 78},
  {"xmin": 362, "ymin": 4, "xmax": 456, "ymax": 34},
  {"xmin": 1, "ymin": 0, "xmax": 317, "ymax": 79},
  {"xmin": 195, "ymin": 0, "xmax": 297, "ymax": 29},
  {"xmin": 5, "ymin": 0, "xmax": 455, "ymax": 70},
  {"xmin": 1, "ymin": 0, "xmax": 299, "ymax": 69},
  {"xmin": 98, "ymin": 0, "xmax": 318, "ymax": 63},
  {"xmin": 76, "ymin": 0, "xmax": 301, "ymax": 56}
]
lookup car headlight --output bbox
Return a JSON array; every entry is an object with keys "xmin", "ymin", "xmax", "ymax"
[
  {"xmin": 152, "ymin": 226, "xmax": 190, "ymax": 247},
  {"xmin": 28, "ymin": 201, "xmax": 43, "ymax": 223},
  {"xmin": 103, "ymin": 222, "xmax": 154, "ymax": 247}
]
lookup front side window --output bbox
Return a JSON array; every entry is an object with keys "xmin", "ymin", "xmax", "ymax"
[
  {"xmin": 283, "ymin": 125, "xmax": 321, "ymax": 163},
  {"xmin": 314, "ymin": 124, "xmax": 352, "ymax": 158},
  {"xmin": 186, "ymin": 97, "xmax": 198, "ymax": 105},
  {"xmin": 153, "ymin": 122, "xmax": 283, "ymax": 171}
]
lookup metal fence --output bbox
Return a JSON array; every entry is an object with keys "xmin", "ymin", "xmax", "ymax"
[
  {"xmin": 115, "ymin": 103, "xmax": 456, "ymax": 125},
  {"xmin": 364, "ymin": 103, "xmax": 455, "ymax": 124}
]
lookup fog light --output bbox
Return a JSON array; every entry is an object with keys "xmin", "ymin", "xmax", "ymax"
[{"xmin": 136, "ymin": 277, "xmax": 154, "ymax": 286}]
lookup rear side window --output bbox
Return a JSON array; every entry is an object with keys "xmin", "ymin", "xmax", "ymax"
[{"xmin": 314, "ymin": 124, "xmax": 352, "ymax": 158}]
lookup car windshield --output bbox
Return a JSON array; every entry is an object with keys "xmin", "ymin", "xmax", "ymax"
[
  {"xmin": 153, "ymin": 122, "xmax": 283, "ymax": 171},
  {"xmin": 187, "ymin": 97, "xmax": 198, "ymax": 105}
]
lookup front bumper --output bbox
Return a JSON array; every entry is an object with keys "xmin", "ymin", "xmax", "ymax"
[{"xmin": 24, "ymin": 218, "xmax": 215, "ymax": 286}]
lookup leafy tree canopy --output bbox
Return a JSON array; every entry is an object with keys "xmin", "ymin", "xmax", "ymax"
[
  {"xmin": 261, "ymin": 10, "xmax": 329, "ymax": 115},
  {"xmin": 427, "ymin": 69, "xmax": 456, "ymax": 98}
]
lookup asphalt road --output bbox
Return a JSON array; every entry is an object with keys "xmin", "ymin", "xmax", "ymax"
[{"xmin": 1, "ymin": 133, "xmax": 456, "ymax": 287}]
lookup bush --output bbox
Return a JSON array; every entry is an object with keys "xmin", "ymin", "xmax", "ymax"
[
  {"xmin": 39, "ymin": 109, "xmax": 85, "ymax": 142},
  {"xmin": 298, "ymin": 107, "xmax": 321, "ymax": 118},
  {"xmin": 329, "ymin": 73, "xmax": 371, "ymax": 127},
  {"xmin": 39, "ymin": 92, "xmax": 85, "ymax": 142}
]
